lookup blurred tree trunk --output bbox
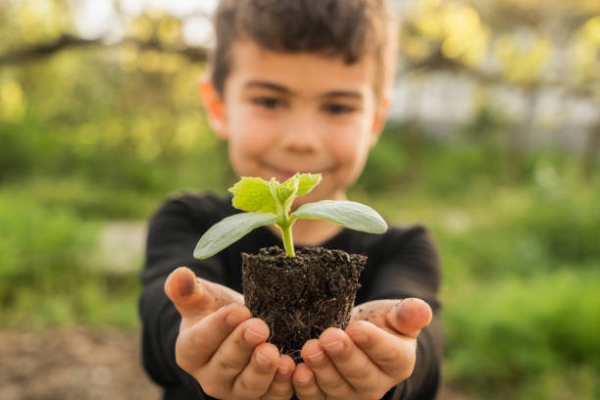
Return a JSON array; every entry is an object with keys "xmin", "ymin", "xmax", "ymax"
[
  {"xmin": 507, "ymin": 88, "xmax": 537, "ymax": 182},
  {"xmin": 401, "ymin": 119, "xmax": 423, "ymax": 189},
  {"xmin": 583, "ymin": 120, "xmax": 600, "ymax": 180},
  {"xmin": 400, "ymin": 72, "xmax": 425, "ymax": 188}
]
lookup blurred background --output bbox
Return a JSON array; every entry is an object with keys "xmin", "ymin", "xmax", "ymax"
[{"xmin": 0, "ymin": 0, "xmax": 599, "ymax": 399}]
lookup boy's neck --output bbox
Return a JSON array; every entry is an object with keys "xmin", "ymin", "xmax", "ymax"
[{"xmin": 268, "ymin": 218, "xmax": 344, "ymax": 247}]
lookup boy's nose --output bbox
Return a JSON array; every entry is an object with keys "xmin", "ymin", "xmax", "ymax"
[{"xmin": 281, "ymin": 113, "xmax": 320, "ymax": 152}]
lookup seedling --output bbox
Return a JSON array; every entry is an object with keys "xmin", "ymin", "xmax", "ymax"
[{"xmin": 194, "ymin": 173, "xmax": 387, "ymax": 258}]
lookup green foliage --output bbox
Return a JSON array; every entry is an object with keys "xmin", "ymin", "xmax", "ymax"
[
  {"xmin": 230, "ymin": 173, "xmax": 322, "ymax": 215},
  {"xmin": 356, "ymin": 125, "xmax": 409, "ymax": 193},
  {"xmin": 360, "ymin": 125, "xmax": 508, "ymax": 196},
  {"xmin": 356, "ymin": 137, "xmax": 600, "ymax": 399},
  {"xmin": 0, "ymin": 192, "xmax": 140, "ymax": 329},
  {"xmin": 0, "ymin": 49, "xmax": 232, "ymax": 201},
  {"xmin": 194, "ymin": 212, "xmax": 279, "ymax": 259},
  {"xmin": 443, "ymin": 269, "xmax": 600, "ymax": 399},
  {"xmin": 5, "ymin": 178, "xmax": 162, "ymax": 220},
  {"xmin": 434, "ymin": 165, "xmax": 600, "ymax": 282},
  {"xmin": 415, "ymin": 159, "xmax": 600, "ymax": 398},
  {"xmin": 195, "ymin": 174, "xmax": 388, "ymax": 258},
  {"xmin": 521, "ymin": 190, "xmax": 600, "ymax": 264},
  {"xmin": 0, "ymin": 192, "xmax": 96, "ymax": 279}
]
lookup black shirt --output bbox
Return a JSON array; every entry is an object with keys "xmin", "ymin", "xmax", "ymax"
[{"xmin": 139, "ymin": 193, "xmax": 443, "ymax": 399}]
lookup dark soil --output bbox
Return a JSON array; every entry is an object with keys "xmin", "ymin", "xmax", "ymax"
[{"xmin": 242, "ymin": 246, "xmax": 366, "ymax": 362}]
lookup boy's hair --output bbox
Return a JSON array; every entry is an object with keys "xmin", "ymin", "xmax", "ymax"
[{"xmin": 211, "ymin": 0, "xmax": 397, "ymax": 102}]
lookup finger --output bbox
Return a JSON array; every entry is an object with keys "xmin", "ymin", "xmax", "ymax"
[
  {"xmin": 345, "ymin": 320, "xmax": 415, "ymax": 382},
  {"xmin": 316, "ymin": 328, "xmax": 382, "ymax": 394},
  {"xmin": 262, "ymin": 355, "xmax": 296, "ymax": 400},
  {"xmin": 301, "ymin": 337, "xmax": 351, "ymax": 397},
  {"xmin": 165, "ymin": 267, "xmax": 209, "ymax": 320},
  {"xmin": 388, "ymin": 298, "xmax": 432, "ymax": 339},
  {"xmin": 351, "ymin": 299, "xmax": 432, "ymax": 338},
  {"xmin": 350, "ymin": 299, "xmax": 397, "ymax": 326},
  {"xmin": 229, "ymin": 342, "xmax": 280, "ymax": 398},
  {"xmin": 201, "ymin": 277, "xmax": 245, "ymax": 306},
  {"xmin": 202, "ymin": 318, "xmax": 271, "ymax": 392},
  {"xmin": 175, "ymin": 303, "xmax": 251, "ymax": 372},
  {"xmin": 293, "ymin": 363, "xmax": 326, "ymax": 400},
  {"xmin": 165, "ymin": 267, "xmax": 244, "ymax": 322}
]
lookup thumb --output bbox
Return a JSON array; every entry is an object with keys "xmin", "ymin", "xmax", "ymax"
[
  {"xmin": 387, "ymin": 298, "xmax": 432, "ymax": 339},
  {"xmin": 165, "ymin": 267, "xmax": 245, "ymax": 321},
  {"xmin": 164, "ymin": 267, "xmax": 210, "ymax": 320}
]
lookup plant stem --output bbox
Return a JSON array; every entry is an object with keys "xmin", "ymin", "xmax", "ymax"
[{"xmin": 280, "ymin": 220, "xmax": 295, "ymax": 257}]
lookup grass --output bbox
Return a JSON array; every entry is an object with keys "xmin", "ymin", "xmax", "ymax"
[
  {"xmin": 443, "ymin": 268, "xmax": 600, "ymax": 399},
  {"xmin": 4, "ymin": 178, "xmax": 163, "ymax": 220}
]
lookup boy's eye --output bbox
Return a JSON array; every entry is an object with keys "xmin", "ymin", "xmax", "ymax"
[
  {"xmin": 253, "ymin": 97, "xmax": 285, "ymax": 109},
  {"xmin": 323, "ymin": 103, "xmax": 355, "ymax": 115}
]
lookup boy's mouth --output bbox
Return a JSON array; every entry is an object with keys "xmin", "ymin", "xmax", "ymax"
[
  {"xmin": 270, "ymin": 168, "xmax": 301, "ymax": 183},
  {"xmin": 264, "ymin": 165, "xmax": 328, "ymax": 183}
]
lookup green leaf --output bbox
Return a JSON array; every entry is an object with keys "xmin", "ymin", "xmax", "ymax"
[
  {"xmin": 195, "ymin": 173, "xmax": 386, "ymax": 259},
  {"xmin": 292, "ymin": 200, "xmax": 388, "ymax": 234},
  {"xmin": 229, "ymin": 177, "xmax": 277, "ymax": 214},
  {"xmin": 270, "ymin": 177, "xmax": 297, "ymax": 209},
  {"xmin": 296, "ymin": 173, "xmax": 322, "ymax": 196},
  {"xmin": 194, "ymin": 212, "xmax": 278, "ymax": 259}
]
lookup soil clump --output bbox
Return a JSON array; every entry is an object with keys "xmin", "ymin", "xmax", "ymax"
[{"xmin": 242, "ymin": 246, "xmax": 366, "ymax": 361}]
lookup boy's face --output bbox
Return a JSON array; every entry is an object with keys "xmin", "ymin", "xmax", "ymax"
[{"xmin": 202, "ymin": 39, "xmax": 389, "ymax": 206}]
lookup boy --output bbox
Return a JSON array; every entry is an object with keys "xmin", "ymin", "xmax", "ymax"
[{"xmin": 139, "ymin": 0, "xmax": 443, "ymax": 399}]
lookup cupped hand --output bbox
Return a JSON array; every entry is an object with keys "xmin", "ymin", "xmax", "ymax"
[
  {"xmin": 165, "ymin": 267, "xmax": 295, "ymax": 400},
  {"xmin": 292, "ymin": 298, "xmax": 432, "ymax": 400}
]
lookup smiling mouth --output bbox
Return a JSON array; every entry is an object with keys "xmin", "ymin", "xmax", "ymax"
[{"xmin": 265, "ymin": 165, "xmax": 329, "ymax": 182}]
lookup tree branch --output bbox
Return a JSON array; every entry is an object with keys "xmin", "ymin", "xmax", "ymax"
[
  {"xmin": 0, "ymin": 34, "xmax": 103, "ymax": 66},
  {"xmin": 0, "ymin": 34, "xmax": 210, "ymax": 67},
  {"xmin": 403, "ymin": 48, "xmax": 598, "ymax": 99},
  {"xmin": 119, "ymin": 37, "xmax": 210, "ymax": 63}
]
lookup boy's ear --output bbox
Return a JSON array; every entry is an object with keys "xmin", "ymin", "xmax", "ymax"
[
  {"xmin": 199, "ymin": 78, "xmax": 228, "ymax": 139},
  {"xmin": 369, "ymin": 96, "xmax": 391, "ymax": 148}
]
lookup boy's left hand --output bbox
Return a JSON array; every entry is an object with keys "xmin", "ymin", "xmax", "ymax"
[{"xmin": 292, "ymin": 298, "xmax": 432, "ymax": 400}]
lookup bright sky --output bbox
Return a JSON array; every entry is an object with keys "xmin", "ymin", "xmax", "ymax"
[{"xmin": 74, "ymin": 0, "xmax": 219, "ymax": 45}]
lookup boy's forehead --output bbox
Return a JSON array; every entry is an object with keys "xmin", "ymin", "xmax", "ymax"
[{"xmin": 227, "ymin": 39, "xmax": 377, "ymax": 93}]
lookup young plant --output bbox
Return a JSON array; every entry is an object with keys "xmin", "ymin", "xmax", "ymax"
[{"xmin": 194, "ymin": 173, "xmax": 387, "ymax": 259}]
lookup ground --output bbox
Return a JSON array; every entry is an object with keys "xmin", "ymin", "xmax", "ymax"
[{"xmin": 0, "ymin": 328, "xmax": 161, "ymax": 400}]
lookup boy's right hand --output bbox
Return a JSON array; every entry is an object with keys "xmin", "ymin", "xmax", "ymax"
[{"xmin": 165, "ymin": 267, "xmax": 295, "ymax": 400}]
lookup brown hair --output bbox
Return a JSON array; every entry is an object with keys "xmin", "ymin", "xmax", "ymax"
[{"xmin": 210, "ymin": 0, "xmax": 397, "ymax": 101}]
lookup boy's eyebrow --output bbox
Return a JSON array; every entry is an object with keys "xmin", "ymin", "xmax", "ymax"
[
  {"xmin": 245, "ymin": 81, "xmax": 291, "ymax": 93},
  {"xmin": 245, "ymin": 80, "xmax": 363, "ymax": 99}
]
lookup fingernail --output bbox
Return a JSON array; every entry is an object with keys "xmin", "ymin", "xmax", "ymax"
[
  {"xmin": 307, "ymin": 350, "xmax": 325, "ymax": 364},
  {"xmin": 277, "ymin": 363, "xmax": 289, "ymax": 376},
  {"xmin": 244, "ymin": 327, "xmax": 266, "ymax": 344},
  {"xmin": 255, "ymin": 350, "xmax": 273, "ymax": 367},
  {"xmin": 296, "ymin": 373, "xmax": 311, "ymax": 385},
  {"xmin": 322, "ymin": 337, "xmax": 344, "ymax": 353}
]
